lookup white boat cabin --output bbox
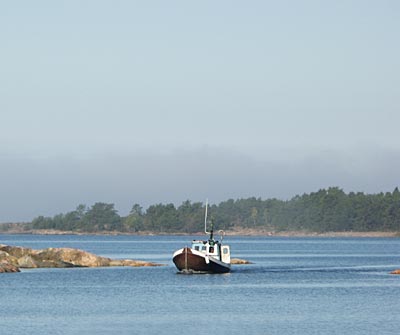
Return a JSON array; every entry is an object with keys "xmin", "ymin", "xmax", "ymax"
[{"xmin": 191, "ymin": 240, "xmax": 231, "ymax": 264}]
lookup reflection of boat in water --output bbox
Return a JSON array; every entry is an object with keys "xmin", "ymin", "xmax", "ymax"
[{"xmin": 172, "ymin": 201, "xmax": 231, "ymax": 274}]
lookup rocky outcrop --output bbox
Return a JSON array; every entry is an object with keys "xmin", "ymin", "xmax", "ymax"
[
  {"xmin": 109, "ymin": 259, "xmax": 161, "ymax": 267},
  {"xmin": 0, "ymin": 244, "xmax": 163, "ymax": 273},
  {"xmin": 0, "ymin": 250, "xmax": 18, "ymax": 265},
  {"xmin": 231, "ymin": 258, "xmax": 252, "ymax": 264},
  {"xmin": 33, "ymin": 247, "xmax": 111, "ymax": 267},
  {"xmin": 0, "ymin": 245, "xmax": 33, "ymax": 259},
  {"xmin": 0, "ymin": 251, "xmax": 20, "ymax": 272},
  {"xmin": 17, "ymin": 255, "xmax": 39, "ymax": 268},
  {"xmin": 390, "ymin": 269, "xmax": 400, "ymax": 275},
  {"xmin": 0, "ymin": 260, "xmax": 20, "ymax": 273}
]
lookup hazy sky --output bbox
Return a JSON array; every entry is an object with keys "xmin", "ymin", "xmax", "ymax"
[{"xmin": 1, "ymin": 1, "xmax": 399, "ymax": 222}]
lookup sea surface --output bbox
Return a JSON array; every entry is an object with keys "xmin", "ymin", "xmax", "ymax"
[{"xmin": 1, "ymin": 234, "xmax": 400, "ymax": 334}]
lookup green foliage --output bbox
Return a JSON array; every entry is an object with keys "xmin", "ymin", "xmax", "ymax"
[
  {"xmin": 31, "ymin": 203, "xmax": 121, "ymax": 232},
  {"xmin": 123, "ymin": 204, "xmax": 144, "ymax": 232},
  {"xmin": 83, "ymin": 203, "xmax": 122, "ymax": 232},
  {"xmin": 143, "ymin": 203, "xmax": 178, "ymax": 232},
  {"xmin": 27, "ymin": 187, "xmax": 400, "ymax": 233}
]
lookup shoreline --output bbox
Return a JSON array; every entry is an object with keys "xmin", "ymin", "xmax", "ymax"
[{"xmin": 0, "ymin": 228, "xmax": 398, "ymax": 238}]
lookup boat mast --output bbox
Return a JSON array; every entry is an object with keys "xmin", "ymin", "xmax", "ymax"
[
  {"xmin": 204, "ymin": 199, "xmax": 214, "ymax": 242},
  {"xmin": 204, "ymin": 199, "xmax": 209, "ymax": 234}
]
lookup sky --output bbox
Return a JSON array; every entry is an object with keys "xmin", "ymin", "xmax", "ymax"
[{"xmin": 1, "ymin": 1, "xmax": 399, "ymax": 222}]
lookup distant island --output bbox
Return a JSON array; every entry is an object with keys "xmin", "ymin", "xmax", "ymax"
[{"xmin": 1, "ymin": 187, "xmax": 400, "ymax": 236}]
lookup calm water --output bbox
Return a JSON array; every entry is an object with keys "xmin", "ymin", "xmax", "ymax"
[{"xmin": 1, "ymin": 234, "xmax": 400, "ymax": 334}]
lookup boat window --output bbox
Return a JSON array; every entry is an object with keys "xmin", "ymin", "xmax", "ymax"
[
  {"xmin": 202, "ymin": 246, "xmax": 206, "ymax": 251},
  {"xmin": 209, "ymin": 247, "xmax": 214, "ymax": 253},
  {"xmin": 223, "ymin": 247, "xmax": 229, "ymax": 254},
  {"xmin": 194, "ymin": 246, "xmax": 199, "ymax": 251}
]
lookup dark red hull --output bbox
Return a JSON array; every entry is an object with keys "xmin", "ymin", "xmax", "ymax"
[{"xmin": 173, "ymin": 247, "xmax": 230, "ymax": 274}]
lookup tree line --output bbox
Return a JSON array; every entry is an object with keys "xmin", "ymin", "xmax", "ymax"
[{"xmin": 14, "ymin": 187, "xmax": 400, "ymax": 233}]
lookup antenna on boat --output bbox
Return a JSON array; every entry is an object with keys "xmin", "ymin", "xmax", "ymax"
[{"xmin": 209, "ymin": 218, "xmax": 214, "ymax": 242}]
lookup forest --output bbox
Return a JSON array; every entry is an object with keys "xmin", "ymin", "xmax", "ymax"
[{"xmin": 4, "ymin": 187, "xmax": 399, "ymax": 234}]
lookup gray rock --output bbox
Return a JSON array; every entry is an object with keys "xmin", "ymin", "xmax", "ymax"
[{"xmin": 17, "ymin": 255, "xmax": 38, "ymax": 268}]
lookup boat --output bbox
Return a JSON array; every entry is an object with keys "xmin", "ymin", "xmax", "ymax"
[{"xmin": 172, "ymin": 201, "xmax": 231, "ymax": 274}]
